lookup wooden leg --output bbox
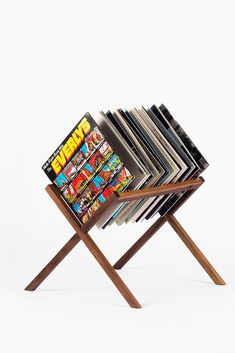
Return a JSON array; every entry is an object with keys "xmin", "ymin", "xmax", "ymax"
[
  {"xmin": 43, "ymin": 184, "xmax": 141, "ymax": 308},
  {"xmin": 113, "ymin": 217, "xmax": 166, "ymax": 269},
  {"xmin": 25, "ymin": 233, "xmax": 81, "ymax": 291},
  {"xmin": 165, "ymin": 214, "xmax": 226, "ymax": 285},
  {"xmin": 78, "ymin": 229, "xmax": 142, "ymax": 308}
]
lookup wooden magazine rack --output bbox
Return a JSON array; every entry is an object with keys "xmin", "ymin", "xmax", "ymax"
[{"xmin": 25, "ymin": 177, "xmax": 225, "ymax": 308}]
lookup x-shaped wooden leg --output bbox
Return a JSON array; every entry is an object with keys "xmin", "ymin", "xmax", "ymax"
[
  {"xmin": 25, "ymin": 233, "xmax": 81, "ymax": 291},
  {"xmin": 114, "ymin": 189, "xmax": 225, "ymax": 286},
  {"xmin": 25, "ymin": 178, "xmax": 225, "ymax": 309},
  {"xmin": 165, "ymin": 214, "xmax": 225, "ymax": 285},
  {"xmin": 25, "ymin": 186, "xmax": 141, "ymax": 308}
]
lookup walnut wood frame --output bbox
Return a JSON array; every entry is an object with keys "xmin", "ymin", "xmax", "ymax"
[{"xmin": 25, "ymin": 177, "xmax": 225, "ymax": 308}]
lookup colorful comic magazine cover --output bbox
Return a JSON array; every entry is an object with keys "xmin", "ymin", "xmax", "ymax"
[
  {"xmin": 42, "ymin": 113, "xmax": 104, "ymax": 183},
  {"xmin": 42, "ymin": 112, "xmax": 135, "ymax": 225}
]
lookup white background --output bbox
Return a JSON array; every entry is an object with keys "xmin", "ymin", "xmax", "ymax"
[{"xmin": 1, "ymin": 1, "xmax": 235, "ymax": 352}]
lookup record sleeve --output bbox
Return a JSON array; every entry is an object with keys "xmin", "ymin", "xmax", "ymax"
[
  {"xmin": 107, "ymin": 109, "xmax": 164, "ymax": 226},
  {"xmin": 136, "ymin": 105, "xmax": 199, "ymax": 221},
  {"xmin": 147, "ymin": 104, "xmax": 209, "ymax": 218},
  {"xmin": 159, "ymin": 104, "xmax": 209, "ymax": 173},
  {"xmin": 122, "ymin": 108, "xmax": 181, "ymax": 223},
  {"xmin": 42, "ymin": 113, "xmax": 135, "ymax": 226},
  {"xmin": 125, "ymin": 106, "xmax": 188, "ymax": 223},
  {"xmin": 95, "ymin": 111, "xmax": 151, "ymax": 228}
]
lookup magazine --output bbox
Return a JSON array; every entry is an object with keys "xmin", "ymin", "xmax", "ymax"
[{"xmin": 42, "ymin": 113, "xmax": 135, "ymax": 225}]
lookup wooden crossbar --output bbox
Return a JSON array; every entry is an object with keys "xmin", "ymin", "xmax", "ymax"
[{"xmin": 116, "ymin": 178, "xmax": 203, "ymax": 202}]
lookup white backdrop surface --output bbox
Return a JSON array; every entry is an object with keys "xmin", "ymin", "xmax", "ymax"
[{"xmin": 0, "ymin": 1, "xmax": 234, "ymax": 352}]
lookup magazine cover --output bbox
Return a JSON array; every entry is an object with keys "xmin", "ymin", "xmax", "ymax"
[{"xmin": 42, "ymin": 113, "xmax": 135, "ymax": 224}]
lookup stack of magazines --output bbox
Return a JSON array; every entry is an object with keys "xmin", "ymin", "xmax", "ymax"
[{"xmin": 42, "ymin": 104, "xmax": 208, "ymax": 228}]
